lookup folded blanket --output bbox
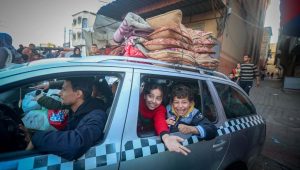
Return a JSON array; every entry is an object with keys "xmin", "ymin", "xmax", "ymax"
[
  {"xmin": 109, "ymin": 46, "xmax": 125, "ymax": 56},
  {"xmin": 146, "ymin": 10, "xmax": 182, "ymax": 29},
  {"xmin": 186, "ymin": 28, "xmax": 217, "ymax": 47},
  {"xmin": 127, "ymin": 28, "xmax": 153, "ymax": 39},
  {"xmin": 145, "ymin": 48, "xmax": 219, "ymax": 68},
  {"xmin": 124, "ymin": 36, "xmax": 148, "ymax": 58},
  {"xmin": 148, "ymin": 26, "xmax": 192, "ymax": 44},
  {"xmin": 143, "ymin": 38, "xmax": 190, "ymax": 51},
  {"xmin": 192, "ymin": 45, "xmax": 215, "ymax": 53},
  {"xmin": 114, "ymin": 12, "xmax": 153, "ymax": 43}
]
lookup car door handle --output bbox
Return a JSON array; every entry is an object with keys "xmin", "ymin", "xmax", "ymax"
[{"xmin": 213, "ymin": 139, "xmax": 226, "ymax": 148}]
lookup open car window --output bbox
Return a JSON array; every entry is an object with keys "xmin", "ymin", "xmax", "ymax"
[
  {"xmin": 137, "ymin": 74, "xmax": 218, "ymax": 138},
  {"xmin": 0, "ymin": 73, "xmax": 121, "ymax": 155}
]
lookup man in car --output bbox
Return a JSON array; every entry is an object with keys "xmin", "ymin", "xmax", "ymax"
[
  {"xmin": 166, "ymin": 84, "xmax": 217, "ymax": 140},
  {"xmin": 21, "ymin": 77, "xmax": 107, "ymax": 160}
]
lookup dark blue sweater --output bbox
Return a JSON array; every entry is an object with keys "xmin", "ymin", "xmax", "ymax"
[{"xmin": 32, "ymin": 98, "xmax": 107, "ymax": 160}]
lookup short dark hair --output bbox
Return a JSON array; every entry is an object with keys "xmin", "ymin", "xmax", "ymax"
[
  {"xmin": 92, "ymin": 44, "xmax": 98, "ymax": 47},
  {"xmin": 73, "ymin": 47, "xmax": 81, "ymax": 53},
  {"xmin": 143, "ymin": 83, "xmax": 164, "ymax": 97},
  {"xmin": 171, "ymin": 84, "xmax": 193, "ymax": 102},
  {"xmin": 65, "ymin": 77, "xmax": 94, "ymax": 100},
  {"xmin": 244, "ymin": 54, "xmax": 251, "ymax": 58}
]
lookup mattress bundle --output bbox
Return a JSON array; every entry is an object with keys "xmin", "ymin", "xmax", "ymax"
[{"xmin": 110, "ymin": 10, "xmax": 219, "ymax": 69}]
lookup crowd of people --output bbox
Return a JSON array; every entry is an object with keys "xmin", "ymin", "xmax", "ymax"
[
  {"xmin": 0, "ymin": 32, "xmax": 87, "ymax": 69},
  {"xmin": 0, "ymin": 34, "xmax": 119, "ymax": 70}
]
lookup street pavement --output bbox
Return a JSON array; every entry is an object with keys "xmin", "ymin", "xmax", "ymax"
[{"xmin": 249, "ymin": 79, "xmax": 300, "ymax": 170}]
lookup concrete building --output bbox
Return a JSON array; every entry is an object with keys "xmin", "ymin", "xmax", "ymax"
[
  {"xmin": 275, "ymin": 0, "xmax": 300, "ymax": 89},
  {"xmin": 71, "ymin": 11, "xmax": 96, "ymax": 56},
  {"xmin": 265, "ymin": 43, "xmax": 279, "ymax": 77},
  {"xmin": 97, "ymin": 0, "xmax": 270, "ymax": 74},
  {"xmin": 260, "ymin": 27, "xmax": 272, "ymax": 69}
]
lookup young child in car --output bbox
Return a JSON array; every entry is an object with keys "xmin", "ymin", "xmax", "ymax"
[
  {"xmin": 166, "ymin": 84, "xmax": 217, "ymax": 140},
  {"xmin": 138, "ymin": 82, "xmax": 191, "ymax": 155}
]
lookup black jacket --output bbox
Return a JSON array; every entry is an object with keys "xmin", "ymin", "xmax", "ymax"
[{"xmin": 32, "ymin": 98, "xmax": 107, "ymax": 160}]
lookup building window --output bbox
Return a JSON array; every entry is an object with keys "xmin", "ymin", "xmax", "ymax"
[
  {"xmin": 78, "ymin": 16, "xmax": 82, "ymax": 25},
  {"xmin": 72, "ymin": 33, "xmax": 76, "ymax": 40},
  {"xmin": 72, "ymin": 19, "xmax": 76, "ymax": 26},
  {"xmin": 82, "ymin": 18, "xmax": 88, "ymax": 28},
  {"xmin": 77, "ymin": 32, "xmax": 82, "ymax": 39}
]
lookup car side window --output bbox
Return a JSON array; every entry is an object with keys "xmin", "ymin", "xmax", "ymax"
[
  {"xmin": 137, "ymin": 74, "xmax": 216, "ymax": 137},
  {"xmin": 213, "ymin": 82, "xmax": 256, "ymax": 119},
  {"xmin": 0, "ymin": 74, "xmax": 121, "ymax": 154},
  {"xmin": 200, "ymin": 81, "xmax": 217, "ymax": 122}
]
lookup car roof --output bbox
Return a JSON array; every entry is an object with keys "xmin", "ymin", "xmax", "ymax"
[{"xmin": 0, "ymin": 56, "xmax": 231, "ymax": 83}]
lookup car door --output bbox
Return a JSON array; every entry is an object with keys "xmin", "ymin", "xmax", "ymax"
[
  {"xmin": 203, "ymin": 80, "xmax": 231, "ymax": 170},
  {"xmin": 211, "ymin": 81, "xmax": 266, "ymax": 169},
  {"xmin": 119, "ymin": 69, "xmax": 229, "ymax": 170},
  {"xmin": 0, "ymin": 65, "xmax": 133, "ymax": 170}
]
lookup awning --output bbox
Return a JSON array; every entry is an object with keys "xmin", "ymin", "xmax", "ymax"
[
  {"xmin": 280, "ymin": 0, "xmax": 300, "ymax": 37},
  {"xmin": 97, "ymin": 0, "xmax": 224, "ymax": 21}
]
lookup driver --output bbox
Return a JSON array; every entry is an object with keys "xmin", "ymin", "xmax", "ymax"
[{"xmin": 19, "ymin": 77, "xmax": 107, "ymax": 160}]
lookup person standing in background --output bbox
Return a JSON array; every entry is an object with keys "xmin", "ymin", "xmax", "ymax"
[
  {"xmin": 89, "ymin": 44, "xmax": 101, "ymax": 56},
  {"xmin": 70, "ymin": 47, "xmax": 82, "ymax": 58},
  {"xmin": 232, "ymin": 63, "xmax": 241, "ymax": 82},
  {"xmin": 238, "ymin": 55, "xmax": 260, "ymax": 95}
]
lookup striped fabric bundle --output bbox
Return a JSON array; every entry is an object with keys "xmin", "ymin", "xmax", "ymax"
[{"xmin": 111, "ymin": 10, "xmax": 220, "ymax": 70}]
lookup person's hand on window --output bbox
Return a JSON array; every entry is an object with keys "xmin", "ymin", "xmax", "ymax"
[
  {"xmin": 166, "ymin": 117, "xmax": 176, "ymax": 126},
  {"xmin": 162, "ymin": 134, "xmax": 191, "ymax": 156},
  {"xmin": 19, "ymin": 124, "xmax": 35, "ymax": 150},
  {"xmin": 25, "ymin": 141, "xmax": 34, "ymax": 150},
  {"xmin": 19, "ymin": 124, "xmax": 31, "ymax": 143},
  {"xmin": 30, "ymin": 81, "xmax": 49, "ymax": 90},
  {"xmin": 178, "ymin": 124, "xmax": 198, "ymax": 134}
]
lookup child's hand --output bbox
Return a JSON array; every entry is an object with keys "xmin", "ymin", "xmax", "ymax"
[
  {"xmin": 178, "ymin": 124, "xmax": 198, "ymax": 134},
  {"xmin": 162, "ymin": 134, "xmax": 191, "ymax": 156},
  {"xmin": 26, "ymin": 141, "xmax": 34, "ymax": 150},
  {"xmin": 19, "ymin": 124, "xmax": 31, "ymax": 143},
  {"xmin": 166, "ymin": 117, "xmax": 176, "ymax": 126},
  {"xmin": 30, "ymin": 81, "xmax": 49, "ymax": 90}
]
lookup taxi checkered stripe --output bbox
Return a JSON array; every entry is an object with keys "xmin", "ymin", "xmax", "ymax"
[
  {"xmin": 120, "ymin": 135, "xmax": 200, "ymax": 161},
  {"xmin": 120, "ymin": 115, "xmax": 264, "ymax": 160},
  {"xmin": 3, "ymin": 143, "xmax": 121, "ymax": 170},
  {"xmin": 1, "ymin": 115, "xmax": 263, "ymax": 170},
  {"xmin": 217, "ymin": 114, "xmax": 264, "ymax": 136}
]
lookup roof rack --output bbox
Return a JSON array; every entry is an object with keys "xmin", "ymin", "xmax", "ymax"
[{"xmin": 74, "ymin": 56, "xmax": 230, "ymax": 80}]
